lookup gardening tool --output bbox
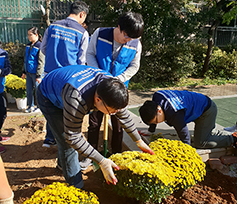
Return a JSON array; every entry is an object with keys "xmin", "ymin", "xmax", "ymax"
[{"xmin": 93, "ymin": 114, "xmax": 109, "ymax": 172}]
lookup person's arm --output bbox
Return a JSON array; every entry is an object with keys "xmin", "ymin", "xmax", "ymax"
[
  {"xmin": 62, "ymin": 84, "xmax": 104, "ymax": 163},
  {"xmin": 169, "ymin": 109, "xmax": 191, "ymax": 145},
  {"xmin": 116, "ymin": 41, "xmax": 142, "ymax": 82},
  {"xmin": 62, "ymin": 84, "xmax": 119, "ymax": 184},
  {"xmin": 0, "ymin": 156, "xmax": 13, "ymax": 201},
  {"xmin": 77, "ymin": 31, "xmax": 89, "ymax": 65},
  {"xmin": 86, "ymin": 28, "xmax": 100, "ymax": 68},
  {"xmin": 36, "ymin": 50, "xmax": 45, "ymax": 83},
  {"xmin": 115, "ymin": 108, "xmax": 154, "ymax": 155},
  {"xmin": 40, "ymin": 28, "xmax": 49, "ymax": 55},
  {"xmin": 0, "ymin": 51, "xmax": 11, "ymax": 77}
]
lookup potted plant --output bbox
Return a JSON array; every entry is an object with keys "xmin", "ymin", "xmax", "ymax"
[{"xmin": 5, "ymin": 74, "xmax": 27, "ymax": 110}]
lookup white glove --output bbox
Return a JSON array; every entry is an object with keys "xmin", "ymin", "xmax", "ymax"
[
  {"xmin": 136, "ymin": 139, "xmax": 155, "ymax": 155},
  {"xmin": 99, "ymin": 158, "xmax": 120, "ymax": 185},
  {"xmin": 138, "ymin": 130, "xmax": 153, "ymax": 136}
]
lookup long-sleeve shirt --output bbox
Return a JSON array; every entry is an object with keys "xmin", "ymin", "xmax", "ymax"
[
  {"xmin": 22, "ymin": 42, "xmax": 45, "ymax": 78},
  {"xmin": 61, "ymin": 83, "xmax": 141, "ymax": 163},
  {"xmin": 149, "ymin": 90, "xmax": 211, "ymax": 145},
  {"xmin": 40, "ymin": 65, "xmax": 141, "ymax": 164},
  {"xmin": 86, "ymin": 27, "xmax": 142, "ymax": 83}
]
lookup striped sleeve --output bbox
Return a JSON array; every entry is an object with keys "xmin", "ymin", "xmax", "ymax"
[
  {"xmin": 61, "ymin": 84, "xmax": 104, "ymax": 164},
  {"xmin": 115, "ymin": 108, "xmax": 141, "ymax": 142}
]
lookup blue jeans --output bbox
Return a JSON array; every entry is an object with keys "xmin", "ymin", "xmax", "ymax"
[
  {"xmin": 37, "ymin": 85, "xmax": 83, "ymax": 188},
  {"xmin": 26, "ymin": 73, "xmax": 39, "ymax": 108}
]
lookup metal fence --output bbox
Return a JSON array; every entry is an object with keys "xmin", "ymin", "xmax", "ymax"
[
  {"xmin": 215, "ymin": 26, "xmax": 237, "ymax": 47},
  {"xmin": 0, "ymin": 0, "xmax": 71, "ymax": 44}
]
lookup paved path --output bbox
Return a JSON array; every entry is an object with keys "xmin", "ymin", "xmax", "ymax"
[
  {"xmin": 6, "ymin": 84, "xmax": 237, "ymax": 116},
  {"xmin": 128, "ymin": 84, "xmax": 237, "ymax": 106}
]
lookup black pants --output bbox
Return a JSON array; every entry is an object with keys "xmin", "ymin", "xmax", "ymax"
[
  {"xmin": 88, "ymin": 111, "xmax": 123, "ymax": 154},
  {"xmin": 0, "ymin": 92, "xmax": 7, "ymax": 131}
]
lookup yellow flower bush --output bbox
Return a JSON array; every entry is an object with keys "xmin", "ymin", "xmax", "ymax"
[
  {"xmin": 5, "ymin": 74, "xmax": 26, "ymax": 98},
  {"xmin": 24, "ymin": 182, "xmax": 100, "ymax": 204},
  {"xmin": 109, "ymin": 137, "xmax": 206, "ymax": 203}
]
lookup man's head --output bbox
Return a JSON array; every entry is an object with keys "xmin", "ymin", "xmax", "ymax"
[
  {"xmin": 69, "ymin": 1, "xmax": 89, "ymax": 24},
  {"xmin": 118, "ymin": 12, "xmax": 144, "ymax": 39},
  {"xmin": 139, "ymin": 101, "xmax": 165, "ymax": 125},
  {"xmin": 95, "ymin": 78, "xmax": 128, "ymax": 115}
]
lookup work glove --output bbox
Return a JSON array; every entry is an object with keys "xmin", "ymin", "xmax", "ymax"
[
  {"xmin": 99, "ymin": 158, "xmax": 120, "ymax": 185},
  {"xmin": 136, "ymin": 139, "xmax": 155, "ymax": 155},
  {"xmin": 138, "ymin": 130, "xmax": 153, "ymax": 136}
]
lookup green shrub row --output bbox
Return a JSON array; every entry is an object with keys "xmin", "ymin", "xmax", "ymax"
[
  {"xmin": 130, "ymin": 43, "xmax": 237, "ymax": 89},
  {"xmin": 2, "ymin": 42, "xmax": 237, "ymax": 90}
]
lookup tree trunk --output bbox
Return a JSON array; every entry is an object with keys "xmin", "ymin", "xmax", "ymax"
[
  {"xmin": 202, "ymin": 20, "xmax": 219, "ymax": 76},
  {"xmin": 45, "ymin": 0, "xmax": 51, "ymax": 27}
]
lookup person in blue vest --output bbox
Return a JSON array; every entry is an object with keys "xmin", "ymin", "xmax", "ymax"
[
  {"xmin": 82, "ymin": 12, "xmax": 144, "ymax": 170},
  {"xmin": 36, "ymin": 65, "xmax": 154, "ymax": 188},
  {"xmin": 21, "ymin": 27, "xmax": 45, "ymax": 113},
  {"xmin": 0, "ymin": 40, "xmax": 12, "ymax": 154},
  {"xmin": 139, "ymin": 90, "xmax": 237, "ymax": 148},
  {"xmin": 40, "ymin": 1, "xmax": 89, "ymax": 148}
]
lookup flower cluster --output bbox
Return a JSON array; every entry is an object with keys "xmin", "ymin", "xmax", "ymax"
[
  {"xmin": 23, "ymin": 182, "xmax": 100, "ymax": 204},
  {"xmin": 109, "ymin": 137, "xmax": 206, "ymax": 203},
  {"xmin": 5, "ymin": 74, "xmax": 26, "ymax": 98},
  {"xmin": 150, "ymin": 138, "xmax": 206, "ymax": 190}
]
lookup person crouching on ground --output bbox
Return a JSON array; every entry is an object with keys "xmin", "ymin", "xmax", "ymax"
[
  {"xmin": 139, "ymin": 90, "xmax": 237, "ymax": 149},
  {"xmin": 37, "ymin": 64, "xmax": 154, "ymax": 188}
]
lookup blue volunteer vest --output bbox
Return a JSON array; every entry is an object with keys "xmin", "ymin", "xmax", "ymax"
[
  {"xmin": 0, "ymin": 54, "xmax": 6, "ymax": 93},
  {"xmin": 40, "ymin": 65, "xmax": 112, "ymax": 109},
  {"xmin": 96, "ymin": 27, "xmax": 139, "ymax": 87},
  {"xmin": 157, "ymin": 90, "xmax": 208, "ymax": 123},
  {"xmin": 44, "ymin": 18, "xmax": 86, "ymax": 73},
  {"xmin": 24, "ymin": 41, "xmax": 41, "ymax": 74}
]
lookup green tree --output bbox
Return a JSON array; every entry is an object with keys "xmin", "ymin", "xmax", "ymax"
[{"xmin": 85, "ymin": 0, "xmax": 206, "ymax": 51}]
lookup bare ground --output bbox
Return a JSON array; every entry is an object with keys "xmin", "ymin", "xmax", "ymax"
[{"xmin": 1, "ymin": 115, "xmax": 237, "ymax": 204}]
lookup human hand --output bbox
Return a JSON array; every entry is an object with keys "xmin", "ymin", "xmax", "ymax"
[
  {"xmin": 21, "ymin": 73, "xmax": 26, "ymax": 79},
  {"xmin": 36, "ymin": 78, "xmax": 42, "ymax": 84},
  {"xmin": 138, "ymin": 130, "xmax": 153, "ymax": 136},
  {"xmin": 99, "ymin": 158, "xmax": 120, "ymax": 185},
  {"xmin": 136, "ymin": 139, "xmax": 155, "ymax": 155}
]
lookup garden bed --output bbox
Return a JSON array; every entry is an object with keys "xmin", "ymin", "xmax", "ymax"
[{"xmin": 1, "ymin": 115, "xmax": 237, "ymax": 204}]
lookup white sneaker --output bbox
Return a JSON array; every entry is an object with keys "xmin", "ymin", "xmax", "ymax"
[
  {"xmin": 34, "ymin": 108, "xmax": 41, "ymax": 113},
  {"xmin": 224, "ymin": 123, "xmax": 237, "ymax": 133},
  {"xmin": 24, "ymin": 107, "xmax": 34, "ymax": 113},
  {"xmin": 79, "ymin": 158, "xmax": 92, "ymax": 171}
]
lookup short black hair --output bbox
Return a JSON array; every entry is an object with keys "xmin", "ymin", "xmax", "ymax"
[
  {"xmin": 70, "ymin": 1, "xmax": 89, "ymax": 15},
  {"xmin": 118, "ymin": 12, "xmax": 144, "ymax": 38},
  {"xmin": 139, "ymin": 100, "xmax": 157, "ymax": 125},
  {"xmin": 96, "ymin": 78, "xmax": 128, "ymax": 109}
]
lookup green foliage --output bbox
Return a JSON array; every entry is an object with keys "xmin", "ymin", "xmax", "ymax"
[
  {"xmin": 205, "ymin": 48, "xmax": 237, "ymax": 79},
  {"xmin": 222, "ymin": 1, "xmax": 237, "ymax": 25},
  {"xmin": 114, "ymin": 170, "xmax": 171, "ymax": 203},
  {"xmin": 85, "ymin": 0, "xmax": 207, "ymax": 50},
  {"xmin": 2, "ymin": 42, "xmax": 25, "ymax": 77},
  {"xmin": 130, "ymin": 44, "xmax": 195, "ymax": 88}
]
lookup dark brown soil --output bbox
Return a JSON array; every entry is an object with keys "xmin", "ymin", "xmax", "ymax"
[{"xmin": 1, "ymin": 115, "xmax": 237, "ymax": 204}]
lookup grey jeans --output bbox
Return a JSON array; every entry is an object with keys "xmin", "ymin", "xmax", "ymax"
[{"xmin": 194, "ymin": 101, "xmax": 234, "ymax": 148}]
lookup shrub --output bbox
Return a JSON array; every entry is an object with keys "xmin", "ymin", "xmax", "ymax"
[
  {"xmin": 110, "ymin": 137, "xmax": 206, "ymax": 203},
  {"xmin": 2, "ymin": 42, "xmax": 25, "ymax": 77},
  {"xmin": 205, "ymin": 48, "xmax": 237, "ymax": 79},
  {"xmin": 131, "ymin": 44, "xmax": 195, "ymax": 88}
]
